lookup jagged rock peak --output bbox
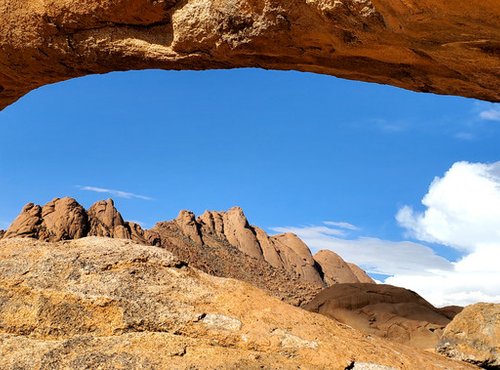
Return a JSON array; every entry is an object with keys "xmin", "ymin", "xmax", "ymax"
[
  {"xmin": 88, "ymin": 199, "xmax": 131, "ymax": 239},
  {"xmin": 270, "ymin": 233, "xmax": 325, "ymax": 286},
  {"xmin": 175, "ymin": 210, "xmax": 203, "ymax": 245},
  {"xmin": 195, "ymin": 208, "xmax": 325, "ymax": 286}
]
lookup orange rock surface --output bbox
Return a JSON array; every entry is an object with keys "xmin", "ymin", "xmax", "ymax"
[{"xmin": 0, "ymin": 237, "xmax": 475, "ymax": 369}]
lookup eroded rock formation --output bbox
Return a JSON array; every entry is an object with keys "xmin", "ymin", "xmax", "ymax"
[
  {"xmin": 304, "ymin": 283, "xmax": 459, "ymax": 349},
  {"xmin": 0, "ymin": 0, "xmax": 499, "ymax": 109},
  {"xmin": 1, "ymin": 198, "xmax": 372, "ymax": 305},
  {"xmin": 0, "ymin": 237, "xmax": 475, "ymax": 369},
  {"xmin": 4, "ymin": 197, "xmax": 144, "ymax": 242},
  {"xmin": 4, "ymin": 198, "xmax": 88, "ymax": 241},
  {"xmin": 437, "ymin": 303, "xmax": 500, "ymax": 369}
]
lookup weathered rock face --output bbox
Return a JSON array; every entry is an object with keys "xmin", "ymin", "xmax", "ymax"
[
  {"xmin": 314, "ymin": 249, "xmax": 375, "ymax": 285},
  {"xmin": 4, "ymin": 198, "xmax": 88, "ymax": 241},
  {"xmin": 0, "ymin": 237, "xmax": 475, "ymax": 369},
  {"xmin": 304, "ymin": 283, "xmax": 455, "ymax": 349},
  {"xmin": 437, "ymin": 303, "xmax": 500, "ymax": 369},
  {"xmin": 87, "ymin": 199, "xmax": 131, "ymax": 239},
  {"xmin": 0, "ymin": 0, "xmax": 499, "ymax": 110}
]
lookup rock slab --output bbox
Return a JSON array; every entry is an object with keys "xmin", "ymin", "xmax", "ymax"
[{"xmin": 437, "ymin": 303, "xmax": 500, "ymax": 369}]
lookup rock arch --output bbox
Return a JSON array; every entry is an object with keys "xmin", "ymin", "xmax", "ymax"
[{"xmin": 0, "ymin": 0, "xmax": 499, "ymax": 109}]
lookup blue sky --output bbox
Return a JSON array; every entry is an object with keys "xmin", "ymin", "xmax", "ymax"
[{"xmin": 1, "ymin": 68, "xmax": 499, "ymax": 306}]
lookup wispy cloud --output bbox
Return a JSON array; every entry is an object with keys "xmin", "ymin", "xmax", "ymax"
[
  {"xmin": 478, "ymin": 104, "xmax": 500, "ymax": 122},
  {"xmin": 270, "ymin": 224, "xmax": 452, "ymax": 277},
  {"xmin": 77, "ymin": 186, "xmax": 153, "ymax": 200},
  {"xmin": 323, "ymin": 221, "xmax": 359, "ymax": 231}
]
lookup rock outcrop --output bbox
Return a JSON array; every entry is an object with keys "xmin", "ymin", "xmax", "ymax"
[
  {"xmin": 3, "ymin": 197, "xmax": 145, "ymax": 243},
  {"xmin": 4, "ymin": 198, "xmax": 88, "ymax": 241},
  {"xmin": 2, "ymin": 199, "xmax": 373, "ymax": 305},
  {"xmin": 160, "ymin": 207, "xmax": 327, "ymax": 287},
  {"xmin": 87, "ymin": 199, "xmax": 132, "ymax": 239},
  {"xmin": 437, "ymin": 303, "xmax": 500, "ymax": 369},
  {"xmin": 304, "ymin": 283, "xmax": 455, "ymax": 349},
  {"xmin": 149, "ymin": 213, "xmax": 324, "ymax": 306},
  {"xmin": 1, "ymin": 0, "xmax": 499, "ymax": 110},
  {"xmin": 314, "ymin": 249, "xmax": 375, "ymax": 285},
  {"xmin": 0, "ymin": 237, "xmax": 475, "ymax": 369}
]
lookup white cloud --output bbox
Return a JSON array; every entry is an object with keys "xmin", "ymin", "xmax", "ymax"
[
  {"xmin": 479, "ymin": 104, "xmax": 500, "ymax": 121},
  {"xmin": 395, "ymin": 161, "xmax": 500, "ymax": 306},
  {"xmin": 77, "ymin": 186, "xmax": 153, "ymax": 200},
  {"xmin": 271, "ymin": 161, "xmax": 500, "ymax": 307},
  {"xmin": 397, "ymin": 161, "xmax": 500, "ymax": 252},
  {"xmin": 387, "ymin": 244, "xmax": 500, "ymax": 306}
]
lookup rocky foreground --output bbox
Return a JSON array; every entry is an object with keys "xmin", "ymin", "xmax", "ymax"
[
  {"xmin": 0, "ymin": 237, "xmax": 476, "ymax": 369},
  {"xmin": 1, "ymin": 0, "xmax": 499, "ymax": 109}
]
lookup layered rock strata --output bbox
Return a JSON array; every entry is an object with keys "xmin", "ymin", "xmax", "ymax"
[
  {"xmin": 1, "ymin": 0, "xmax": 499, "ymax": 110},
  {"xmin": 0, "ymin": 237, "xmax": 475, "ymax": 369}
]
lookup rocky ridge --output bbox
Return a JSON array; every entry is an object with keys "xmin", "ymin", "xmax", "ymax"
[
  {"xmin": 2, "ymin": 197, "xmax": 372, "ymax": 305},
  {"xmin": 1, "ymin": 0, "xmax": 499, "ymax": 110},
  {"xmin": 0, "ymin": 237, "xmax": 476, "ymax": 369},
  {"xmin": 304, "ymin": 283, "xmax": 460, "ymax": 349}
]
